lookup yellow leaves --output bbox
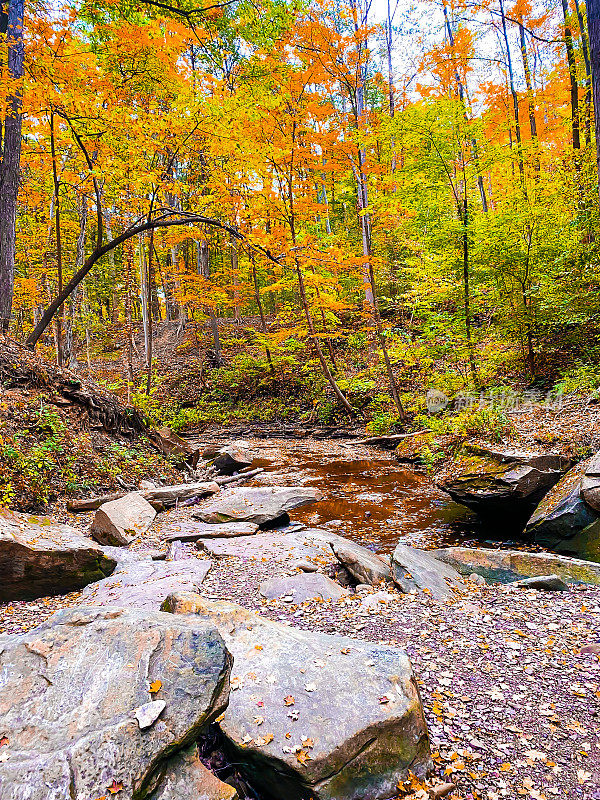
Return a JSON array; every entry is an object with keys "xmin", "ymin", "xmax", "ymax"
[
  {"xmin": 148, "ymin": 680, "xmax": 162, "ymax": 694},
  {"xmin": 107, "ymin": 780, "xmax": 123, "ymax": 795},
  {"xmin": 284, "ymin": 695, "xmax": 295, "ymax": 706},
  {"xmin": 295, "ymin": 748, "xmax": 311, "ymax": 764}
]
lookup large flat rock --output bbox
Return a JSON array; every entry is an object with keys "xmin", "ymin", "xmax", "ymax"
[
  {"xmin": 391, "ymin": 544, "xmax": 465, "ymax": 601},
  {"xmin": 196, "ymin": 528, "xmax": 343, "ymax": 566},
  {"xmin": 0, "ymin": 606, "xmax": 231, "ymax": 800},
  {"xmin": 0, "ymin": 507, "xmax": 116, "ymax": 601},
  {"xmin": 90, "ymin": 492, "xmax": 156, "ymax": 546},
  {"xmin": 194, "ymin": 486, "xmax": 323, "ymax": 525},
  {"xmin": 79, "ymin": 558, "xmax": 212, "ymax": 610},
  {"xmin": 433, "ymin": 546, "xmax": 600, "ymax": 585},
  {"xmin": 164, "ymin": 593, "xmax": 431, "ymax": 800}
]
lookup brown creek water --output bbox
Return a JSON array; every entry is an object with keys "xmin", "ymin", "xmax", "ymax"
[{"xmin": 216, "ymin": 437, "xmax": 500, "ymax": 554}]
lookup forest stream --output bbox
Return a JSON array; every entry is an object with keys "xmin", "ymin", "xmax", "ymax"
[{"xmin": 191, "ymin": 436, "xmax": 497, "ymax": 552}]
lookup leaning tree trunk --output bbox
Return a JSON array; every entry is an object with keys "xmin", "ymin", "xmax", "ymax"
[
  {"xmin": 585, "ymin": 0, "xmax": 600, "ymax": 194},
  {"xmin": 0, "ymin": 0, "xmax": 25, "ymax": 331}
]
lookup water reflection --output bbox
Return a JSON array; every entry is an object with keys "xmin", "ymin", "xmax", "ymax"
[{"xmin": 244, "ymin": 438, "xmax": 492, "ymax": 553}]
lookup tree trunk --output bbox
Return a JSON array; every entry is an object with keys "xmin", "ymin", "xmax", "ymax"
[
  {"xmin": 0, "ymin": 0, "xmax": 24, "ymax": 331},
  {"xmin": 49, "ymin": 110, "xmax": 64, "ymax": 366},
  {"xmin": 575, "ymin": 0, "xmax": 593, "ymax": 146},
  {"xmin": 562, "ymin": 0, "xmax": 582, "ymax": 151},
  {"xmin": 518, "ymin": 22, "xmax": 540, "ymax": 173},
  {"xmin": 65, "ymin": 194, "xmax": 87, "ymax": 370},
  {"xmin": 197, "ymin": 238, "xmax": 224, "ymax": 366},
  {"xmin": 145, "ymin": 228, "xmax": 154, "ymax": 394},
  {"xmin": 250, "ymin": 250, "xmax": 274, "ymax": 373},
  {"xmin": 499, "ymin": 0, "xmax": 527, "ymax": 190}
]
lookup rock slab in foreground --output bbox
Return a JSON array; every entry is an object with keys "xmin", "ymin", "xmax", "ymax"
[
  {"xmin": 392, "ymin": 544, "xmax": 465, "ymax": 601},
  {"xmin": 164, "ymin": 592, "xmax": 431, "ymax": 800},
  {"xmin": 90, "ymin": 491, "xmax": 157, "ymax": 546},
  {"xmin": 330, "ymin": 539, "xmax": 391, "ymax": 586},
  {"xmin": 150, "ymin": 744, "xmax": 238, "ymax": 799},
  {"xmin": 194, "ymin": 486, "xmax": 323, "ymax": 525},
  {"xmin": 0, "ymin": 606, "xmax": 231, "ymax": 800},
  {"xmin": 259, "ymin": 572, "xmax": 349, "ymax": 603},
  {"xmin": 79, "ymin": 558, "xmax": 212, "ymax": 610},
  {"xmin": 0, "ymin": 507, "xmax": 116, "ymax": 601},
  {"xmin": 437, "ymin": 446, "xmax": 571, "ymax": 515},
  {"xmin": 433, "ymin": 546, "xmax": 600, "ymax": 585}
]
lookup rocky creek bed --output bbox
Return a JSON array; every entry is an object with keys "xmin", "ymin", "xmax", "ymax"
[{"xmin": 1, "ymin": 438, "xmax": 599, "ymax": 800}]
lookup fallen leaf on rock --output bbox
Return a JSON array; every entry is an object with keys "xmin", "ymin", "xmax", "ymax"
[
  {"xmin": 296, "ymin": 749, "xmax": 312, "ymax": 764},
  {"xmin": 255, "ymin": 733, "xmax": 274, "ymax": 746},
  {"xmin": 148, "ymin": 680, "xmax": 162, "ymax": 694},
  {"xmin": 107, "ymin": 780, "xmax": 123, "ymax": 795},
  {"xmin": 302, "ymin": 737, "xmax": 314, "ymax": 748},
  {"xmin": 0, "ymin": 737, "xmax": 8, "ymax": 747},
  {"xmin": 304, "ymin": 683, "xmax": 316, "ymax": 692},
  {"xmin": 284, "ymin": 695, "xmax": 295, "ymax": 706},
  {"xmin": 254, "ymin": 716, "xmax": 264, "ymax": 725}
]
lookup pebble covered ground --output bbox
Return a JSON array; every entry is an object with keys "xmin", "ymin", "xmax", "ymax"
[{"xmin": 2, "ymin": 435, "xmax": 600, "ymax": 800}]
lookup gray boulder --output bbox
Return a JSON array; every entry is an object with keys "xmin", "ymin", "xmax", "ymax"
[
  {"xmin": 525, "ymin": 457, "xmax": 600, "ymax": 559},
  {"xmin": 437, "ymin": 445, "xmax": 572, "ymax": 515},
  {"xmin": 194, "ymin": 486, "xmax": 323, "ymax": 525},
  {"xmin": 0, "ymin": 507, "xmax": 116, "ymax": 601},
  {"xmin": 0, "ymin": 606, "xmax": 231, "ymax": 800},
  {"xmin": 79, "ymin": 559, "xmax": 212, "ymax": 610},
  {"xmin": 330, "ymin": 539, "xmax": 391, "ymax": 586},
  {"xmin": 259, "ymin": 573, "xmax": 349, "ymax": 603},
  {"xmin": 90, "ymin": 492, "xmax": 156, "ymax": 546},
  {"xmin": 211, "ymin": 443, "xmax": 254, "ymax": 476},
  {"xmin": 391, "ymin": 544, "xmax": 465, "ymax": 601},
  {"xmin": 163, "ymin": 593, "xmax": 431, "ymax": 800},
  {"xmin": 149, "ymin": 744, "xmax": 238, "ymax": 800},
  {"xmin": 515, "ymin": 574, "xmax": 569, "ymax": 591}
]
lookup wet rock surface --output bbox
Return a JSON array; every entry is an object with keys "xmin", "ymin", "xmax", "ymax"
[
  {"xmin": 0, "ymin": 507, "xmax": 116, "ymax": 601},
  {"xmin": 0, "ymin": 606, "xmax": 231, "ymax": 800},
  {"xmin": 165, "ymin": 593, "xmax": 431, "ymax": 800}
]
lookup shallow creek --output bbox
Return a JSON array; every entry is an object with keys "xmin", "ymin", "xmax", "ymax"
[{"xmin": 210, "ymin": 437, "xmax": 501, "ymax": 554}]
